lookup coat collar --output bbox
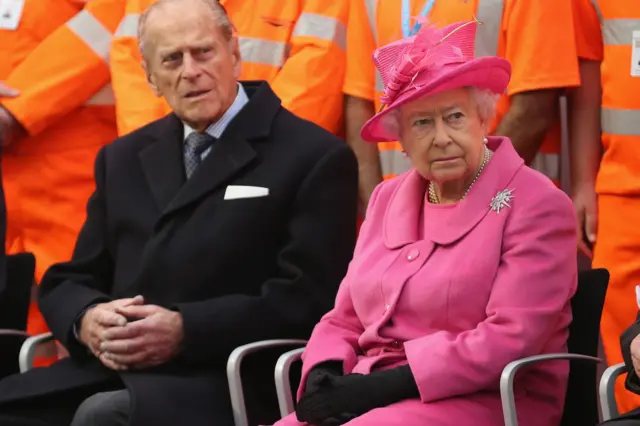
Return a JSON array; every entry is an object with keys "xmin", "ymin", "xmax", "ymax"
[
  {"xmin": 384, "ymin": 137, "xmax": 524, "ymax": 249},
  {"xmin": 139, "ymin": 81, "xmax": 281, "ymax": 216}
]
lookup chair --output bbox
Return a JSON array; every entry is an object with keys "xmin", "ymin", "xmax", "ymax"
[
  {"xmin": 599, "ymin": 362, "xmax": 627, "ymax": 421},
  {"xmin": 501, "ymin": 268, "xmax": 609, "ymax": 426},
  {"xmin": 18, "ymin": 331, "xmax": 55, "ymax": 372},
  {"xmin": 274, "ymin": 346, "xmax": 305, "ymax": 417},
  {"xmin": 227, "ymin": 339, "xmax": 307, "ymax": 426},
  {"xmin": 0, "ymin": 252, "xmax": 36, "ymax": 330},
  {"xmin": 19, "ymin": 336, "xmax": 307, "ymax": 425},
  {"xmin": 0, "ymin": 252, "xmax": 36, "ymax": 379},
  {"xmin": 272, "ymin": 269, "xmax": 610, "ymax": 425}
]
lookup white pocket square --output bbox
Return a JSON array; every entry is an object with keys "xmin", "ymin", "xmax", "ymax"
[{"xmin": 224, "ymin": 185, "xmax": 269, "ymax": 200}]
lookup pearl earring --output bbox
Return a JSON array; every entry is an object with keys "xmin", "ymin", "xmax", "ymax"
[{"xmin": 483, "ymin": 137, "xmax": 488, "ymax": 144}]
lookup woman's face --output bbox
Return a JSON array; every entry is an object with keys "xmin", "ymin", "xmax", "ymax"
[{"xmin": 398, "ymin": 87, "xmax": 487, "ymax": 184}]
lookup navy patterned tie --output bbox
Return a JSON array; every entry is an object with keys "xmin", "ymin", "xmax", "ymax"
[{"xmin": 184, "ymin": 132, "xmax": 215, "ymax": 179}]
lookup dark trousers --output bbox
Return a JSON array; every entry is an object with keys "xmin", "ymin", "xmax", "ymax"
[
  {"xmin": 0, "ymin": 391, "xmax": 129, "ymax": 426},
  {"xmin": 0, "ymin": 381, "xmax": 126, "ymax": 426},
  {"xmin": 70, "ymin": 390, "xmax": 130, "ymax": 426},
  {"xmin": 601, "ymin": 407, "xmax": 640, "ymax": 426},
  {"xmin": 0, "ymin": 363, "xmax": 282, "ymax": 426}
]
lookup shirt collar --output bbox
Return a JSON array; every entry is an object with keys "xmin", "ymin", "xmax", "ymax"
[{"xmin": 183, "ymin": 83, "xmax": 249, "ymax": 141}]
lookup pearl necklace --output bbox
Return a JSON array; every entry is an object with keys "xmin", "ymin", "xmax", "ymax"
[{"xmin": 428, "ymin": 146, "xmax": 492, "ymax": 204}]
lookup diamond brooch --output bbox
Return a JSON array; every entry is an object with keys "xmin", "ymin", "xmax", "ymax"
[{"xmin": 490, "ymin": 189, "xmax": 515, "ymax": 214}]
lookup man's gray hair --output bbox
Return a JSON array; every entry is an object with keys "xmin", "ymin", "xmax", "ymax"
[
  {"xmin": 381, "ymin": 86, "xmax": 500, "ymax": 138},
  {"xmin": 137, "ymin": 0, "xmax": 234, "ymax": 61}
]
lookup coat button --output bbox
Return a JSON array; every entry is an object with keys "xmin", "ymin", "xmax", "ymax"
[
  {"xmin": 407, "ymin": 249, "xmax": 420, "ymax": 261},
  {"xmin": 385, "ymin": 304, "xmax": 390, "ymax": 311}
]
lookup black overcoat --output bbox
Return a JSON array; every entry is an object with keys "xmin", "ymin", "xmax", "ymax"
[{"xmin": 0, "ymin": 81, "xmax": 358, "ymax": 426}]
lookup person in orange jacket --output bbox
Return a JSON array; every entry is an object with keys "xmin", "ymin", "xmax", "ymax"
[
  {"xmin": 110, "ymin": 0, "xmax": 348, "ymax": 136},
  {"xmin": 0, "ymin": 0, "xmax": 125, "ymax": 364},
  {"xmin": 344, "ymin": 0, "xmax": 580, "ymax": 213},
  {"xmin": 571, "ymin": 0, "xmax": 640, "ymax": 415}
]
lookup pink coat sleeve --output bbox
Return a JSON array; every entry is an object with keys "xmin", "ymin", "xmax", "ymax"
[
  {"xmin": 296, "ymin": 182, "xmax": 386, "ymax": 398},
  {"xmin": 404, "ymin": 187, "xmax": 578, "ymax": 402}
]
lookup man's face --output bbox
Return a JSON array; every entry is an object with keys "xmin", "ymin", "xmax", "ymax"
[{"xmin": 143, "ymin": 1, "xmax": 241, "ymax": 131}]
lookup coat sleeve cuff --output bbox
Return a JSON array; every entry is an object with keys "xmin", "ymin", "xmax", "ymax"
[
  {"xmin": 39, "ymin": 281, "xmax": 111, "ymax": 359},
  {"xmin": 175, "ymin": 301, "xmax": 214, "ymax": 366},
  {"xmin": 403, "ymin": 332, "xmax": 455, "ymax": 402}
]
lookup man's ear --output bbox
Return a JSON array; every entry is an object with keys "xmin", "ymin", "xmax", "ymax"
[
  {"xmin": 230, "ymin": 36, "xmax": 242, "ymax": 80},
  {"xmin": 142, "ymin": 60, "xmax": 161, "ymax": 97}
]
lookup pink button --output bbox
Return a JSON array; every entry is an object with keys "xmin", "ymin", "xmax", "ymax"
[{"xmin": 407, "ymin": 250, "xmax": 420, "ymax": 261}]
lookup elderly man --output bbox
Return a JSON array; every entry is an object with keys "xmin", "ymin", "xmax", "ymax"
[{"xmin": 0, "ymin": 0, "xmax": 358, "ymax": 424}]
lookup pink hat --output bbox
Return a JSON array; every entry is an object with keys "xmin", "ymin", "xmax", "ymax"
[{"xmin": 361, "ymin": 20, "xmax": 511, "ymax": 142}]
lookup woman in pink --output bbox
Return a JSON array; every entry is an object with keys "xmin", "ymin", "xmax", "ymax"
[{"xmin": 274, "ymin": 20, "xmax": 578, "ymax": 426}]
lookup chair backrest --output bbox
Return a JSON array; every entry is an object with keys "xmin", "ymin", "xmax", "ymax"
[
  {"xmin": 0, "ymin": 252, "xmax": 36, "ymax": 380},
  {"xmin": 561, "ymin": 268, "xmax": 609, "ymax": 426},
  {"xmin": 0, "ymin": 252, "xmax": 36, "ymax": 331}
]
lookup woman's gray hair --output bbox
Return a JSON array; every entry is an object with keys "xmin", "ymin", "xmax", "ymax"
[
  {"xmin": 137, "ymin": 0, "xmax": 234, "ymax": 61},
  {"xmin": 469, "ymin": 87, "xmax": 501, "ymax": 122},
  {"xmin": 381, "ymin": 86, "xmax": 501, "ymax": 138}
]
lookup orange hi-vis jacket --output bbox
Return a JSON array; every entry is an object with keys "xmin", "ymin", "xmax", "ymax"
[
  {"xmin": 110, "ymin": 0, "xmax": 348, "ymax": 136},
  {"xmin": 573, "ymin": 0, "xmax": 640, "ymax": 415},
  {"xmin": 345, "ymin": 0, "xmax": 580, "ymax": 182},
  {"xmin": 587, "ymin": 0, "xmax": 640, "ymax": 197},
  {"xmin": 0, "ymin": 0, "xmax": 124, "ymax": 344}
]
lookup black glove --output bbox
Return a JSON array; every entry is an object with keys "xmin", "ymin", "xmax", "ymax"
[
  {"xmin": 296, "ymin": 365, "xmax": 419, "ymax": 426},
  {"xmin": 296, "ymin": 373, "xmax": 364, "ymax": 425},
  {"xmin": 304, "ymin": 361, "xmax": 344, "ymax": 395}
]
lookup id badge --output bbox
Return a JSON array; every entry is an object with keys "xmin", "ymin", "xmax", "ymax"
[
  {"xmin": 0, "ymin": 0, "xmax": 25, "ymax": 31},
  {"xmin": 631, "ymin": 31, "xmax": 640, "ymax": 77}
]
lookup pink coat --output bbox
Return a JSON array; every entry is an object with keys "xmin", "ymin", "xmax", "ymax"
[{"xmin": 274, "ymin": 137, "xmax": 577, "ymax": 426}]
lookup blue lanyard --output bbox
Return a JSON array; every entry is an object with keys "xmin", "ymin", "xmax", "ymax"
[{"xmin": 402, "ymin": 0, "xmax": 436, "ymax": 38}]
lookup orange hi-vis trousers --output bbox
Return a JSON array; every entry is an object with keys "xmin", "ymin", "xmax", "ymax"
[{"xmin": 593, "ymin": 195, "xmax": 640, "ymax": 414}]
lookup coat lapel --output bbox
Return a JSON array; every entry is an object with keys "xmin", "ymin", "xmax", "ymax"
[
  {"xmin": 159, "ymin": 81, "xmax": 281, "ymax": 218},
  {"xmin": 426, "ymin": 137, "xmax": 523, "ymax": 244},
  {"xmin": 382, "ymin": 173, "xmax": 438, "ymax": 284},
  {"xmin": 384, "ymin": 137, "xmax": 524, "ymax": 248},
  {"xmin": 161, "ymin": 134, "xmax": 257, "ymax": 216},
  {"xmin": 139, "ymin": 114, "xmax": 186, "ymax": 212}
]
